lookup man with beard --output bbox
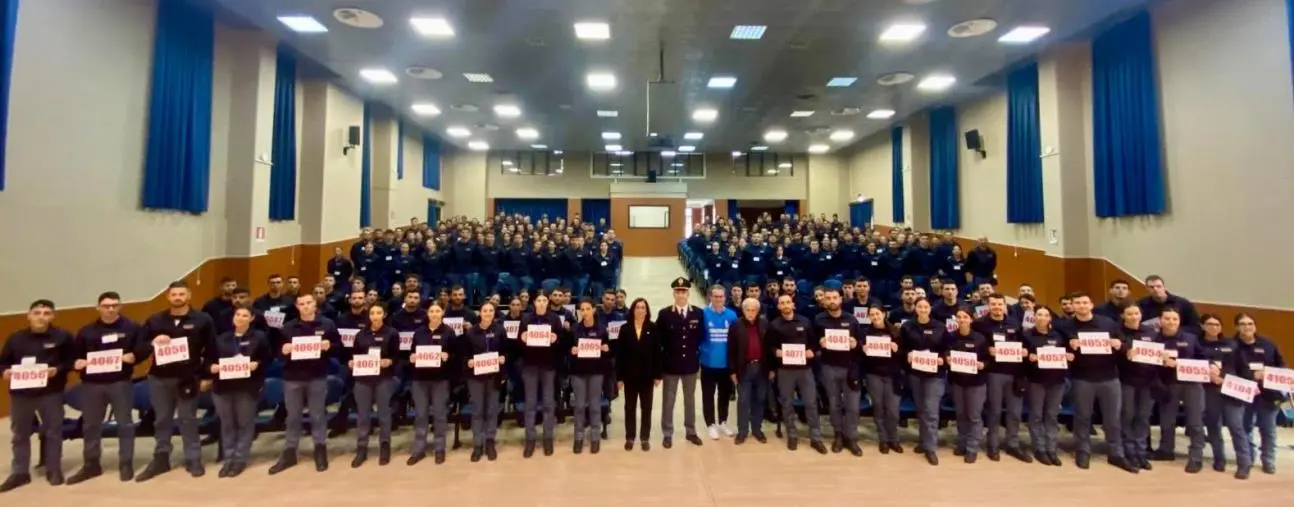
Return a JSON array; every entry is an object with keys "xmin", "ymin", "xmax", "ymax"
[
  {"xmin": 201, "ymin": 277, "xmax": 238, "ymax": 318},
  {"xmin": 68, "ymin": 292, "xmax": 141, "ymax": 484},
  {"xmin": 812, "ymin": 288, "xmax": 862, "ymax": 456},
  {"xmin": 329, "ymin": 289, "xmax": 370, "ymax": 438}
]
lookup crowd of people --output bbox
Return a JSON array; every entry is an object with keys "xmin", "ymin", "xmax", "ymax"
[{"xmin": 0, "ymin": 212, "xmax": 1287, "ymax": 495}]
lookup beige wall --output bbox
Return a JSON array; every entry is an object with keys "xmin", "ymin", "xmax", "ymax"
[
  {"xmin": 442, "ymin": 148, "xmax": 487, "ymax": 219},
  {"xmin": 806, "ymin": 154, "xmax": 846, "ymax": 217},
  {"xmin": 487, "ymin": 153, "xmax": 609, "ymax": 199},
  {"xmin": 845, "ymin": 134, "xmax": 895, "ymax": 226},
  {"xmin": 954, "ymin": 92, "xmax": 1049, "ymax": 250}
]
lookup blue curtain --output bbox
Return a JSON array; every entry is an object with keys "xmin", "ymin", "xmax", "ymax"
[
  {"xmin": 783, "ymin": 200, "xmax": 799, "ymax": 217},
  {"xmin": 928, "ymin": 106, "xmax": 960, "ymax": 230},
  {"xmin": 1091, "ymin": 11, "xmax": 1165, "ymax": 218},
  {"xmin": 848, "ymin": 201, "xmax": 873, "ymax": 228},
  {"xmin": 396, "ymin": 121, "xmax": 404, "ymax": 180},
  {"xmin": 422, "ymin": 133, "xmax": 440, "ymax": 190},
  {"xmin": 727, "ymin": 200, "xmax": 739, "ymax": 222},
  {"xmin": 0, "ymin": 0, "xmax": 16, "ymax": 192},
  {"xmin": 890, "ymin": 127, "xmax": 904, "ymax": 223},
  {"xmin": 141, "ymin": 0, "xmax": 214, "ymax": 213},
  {"xmin": 1006, "ymin": 62, "xmax": 1044, "ymax": 224},
  {"xmin": 359, "ymin": 101, "xmax": 372, "ymax": 227},
  {"xmin": 427, "ymin": 200, "xmax": 440, "ymax": 225},
  {"xmin": 581, "ymin": 198, "xmax": 611, "ymax": 227},
  {"xmin": 495, "ymin": 198, "xmax": 568, "ymax": 220},
  {"xmin": 268, "ymin": 44, "xmax": 297, "ymax": 221}
]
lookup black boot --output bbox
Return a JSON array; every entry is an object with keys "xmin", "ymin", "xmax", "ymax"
[
  {"xmin": 1185, "ymin": 460, "xmax": 1203, "ymax": 474},
  {"xmin": 66, "ymin": 462, "xmax": 102, "ymax": 485},
  {"xmin": 787, "ymin": 438, "xmax": 798, "ymax": 451},
  {"xmin": 485, "ymin": 440, "xmax": 498, "ymax": 461},
  {"xmin": 845, "ymin": 439, "xmax": 863, "ymax": 457},
  {"xmin": 1109, "ymin": 455, "xmax": 1139, "ymax": 474},
  {"xmin": 434, "ymin": 450, "xmax": 446, "ymax": 465},
  {"xmin": 590, "ymin": 441, "xmax": 601, "ymax": 454},
  {"xmin": 663, "ymin": 437, "xmax": 673, "ymax": 449},
  {"xmin": 1047, "ymin": 452, "xmax": 1063, "ymax": 467},
  {"xmin": 1076, "ymin": 452, "xmax": 1091, "ymax": 469},
  {"xmin": 267, "ymin": 450, "xmax": 298, "ymax": 475},
  {"xmin": 470, "ymin": 446, "xmax": 484, "ymax": 462},
  {"xmin": 185, "ymin": 459, "xmax": 204, "ymax": 478},
  {"xmin": 379, "ymin": 442, "xmax": 392, "ymax": 465},
  {"xmin": 217, "ymin": 461, "xmax": 233, "ymax": 478},
  {"xmin": 986, "ymin": 447, "xmax": 1000, "ymax": 462},
  {"xmin": 1034, "ymin": 451, "xmax": 1053, "ymax": 466},
  {"xmin": 0, "ymin": 474, "xmax": 30, "ymax": 493},
  {"xmin": 574, "ymin": 440, "xmax": 584, "ymax": 455},
  {"xmin": 407, "ymin": 450, "xmax": 426, "ymax": 466},
  {"xmin": 45, "ymin": 469, "xmax": 64, "ymax": 486},
  {"xmin": 134, "ymin": 454, "xmax": 171, "ymax": 483},
  {"xmin": 889, "ymin": 442, "xmax": 904, "ymax": 454},
  {"xmin": 965, "ymin": 452, "xmax": 978, "ymax": 464},
  {"xmin": 524, "ymin": 439, "xmax": 536, "ymax": 458},
  {"xmin": 314, "ymin": 444, "xmax": 329, "ymax": 472},
  {"xmin": 543, "ymin": 438, "xmax": 555, "ymax": 456},
  {"xmin": 925, "ymin": 451, "xmax": 940, "ymax": 466},
  {"xmin": 809, "ymin": 440, "xmax": 828, "ymax": 455},
  {"xmin": 226, "ymin": 461, "xmax": 246, "ymax": 478},
  {"xmin": 351, "ymin": 446, "xmax": 368, "ymax": 468},
  {"xmin": 119, "ymin": 463, "xmax": 134, "ymax": 482},
  {"xmin": 832, "ymin": 434, "xmax": 844, "ymax": 454}
]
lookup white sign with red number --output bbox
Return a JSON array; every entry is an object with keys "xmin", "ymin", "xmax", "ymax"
[
  {"xmin": 218, "ymin": 356, "xmax": 252, "ymax": 380},
  {"xmin": 291, "ymin": 336, "xmax": 324, "ymax": 360},
  {"xmin": 853, "ymin": 307, "xmax": 869, "ymax": 325},
  {"xmin": 1130, "ymin": 340, "xmax": 1164, "ymax": 366},
  {"xmin": 910, "ymin": 350, "xmax": 939, "ymax": 373},
  {"xmin": 338, "ymin": 328, "xmax": 359, "ymax": 348},
  {"xmin": 1037, "ymin": 346, "xmax": 1068, "ymax": 370},
  {"xmin": 1175, "ymin": 358, "xmax": 1210, "ymax": 383},
  {"xmin": 949, "ymin": 350, "xmax": 979, "ymax": 375},
  {"xmin": 473, "ymin": 352, "xmax": 500, "ymax": 375},
  {"xmin": 86, "ymin": 349, "xmax": 123, "ymax": 374},
  {"xmin": 1021, "ymin": 312, "xmax": 1036, "ymax": 330},
  {"xmin": 863, "ymin": 336, "xmax": 892, "ymax": 358},
  {"xmin": 445, "ymin": 317, "xmax": 465, "ymax": 336},
  {"xmin": 974, "ymin": 305, "xmax": 989, "ymax": 318},
  {"xmin": 1262, "ymin": 366, "xmax": 1294, "ymax": 393},
  {"xmin": 264, "ymin": 310, "xmax": 286, "ymax": 329},
  {"xmin": 1221, "ymin": 374, "xmax": 1259, "ymax": 403},
  {"xmin": 413, "ymin": 345, "xmax": 442, "ymax": 368},
  {"xmin": 607, "ymin": 320, "xmax": 626, "ymax": 338},
  {"xmin": 352, "ymin": 352, "xmax": 381, "ymax": 377},
  {"xmin": 1077, "ymin": 332, "xmax": 1112, "ymax": 355},
  {"xmin": 577, "ymin": 338, "xmax": 603, "ymax": 359},
  {"xmin": 944, "ymin": 318, "xmax": 958, "ymax": 333},
  {"xmin": 781, "ymin": 344, "xmax": 807, "ymax": 366},
  {"xmin": 823, "ymin": 329, "xmax": 851, "ymax": 351},
  {"xmin": 525, "ymin": 325, "xmax": 553, "ymax": 347},
  {"xmin": 994, "ymin": 341, "xmax": 1024, "ymax": 363},
  {"xmin": 154, "ymin": 337, "xmax": 190, "ymax": 366},
  {"xmin": 9, "ymin": 364, "xmax": 49, "ymax": 390},
  {"xmin": 398, "ymin": 332, "xmax": 414, "ymax": 351},
  {"xmin": 504, "ymin": 320, "xmax": 521, "ymax": 340}
]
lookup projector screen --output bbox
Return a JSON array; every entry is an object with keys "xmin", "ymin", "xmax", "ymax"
[{"xmin": 628, "ymin": 205, "xmax": 670, "ymax": 229}]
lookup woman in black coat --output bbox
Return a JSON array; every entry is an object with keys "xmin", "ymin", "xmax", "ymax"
[{"xmin": 615, "ymin": 297, "xmax": 661, "ymax": 451}]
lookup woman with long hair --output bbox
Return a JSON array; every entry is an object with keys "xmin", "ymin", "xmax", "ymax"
[
  {"xmin": 407, "ymin": 303, "xmax": 455, "ymax": 466},
  {"xmin": 1234, "ymin": 313, "xmax": 1283, "ymax": 475},
  {"xmin": 947, "ymin": 307, "xmax": 989, "ymax": 463},
  {"xmin": 615, "ymin": 297, "xmax": 661, "ymax": 451},
  {"xmin": 861, "ymin": 305, "xmax": 902, "ymax": 454},
  {"xmin": 350, "ymin": 304, "xmax": 398, "ymax": 467},
  {"xmin": 518, "ymin": 292, "xmax": 562, "ymax": 458}
]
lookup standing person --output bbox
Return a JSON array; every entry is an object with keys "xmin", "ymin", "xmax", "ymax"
[
  {"xmin": 135, "ymin": 281, "xmax": 217, "ymax": 481},
  {"xmin": 767, "ymin": 294, "xmax": 828, "ymax": 454},
  {"xmin": 1116, "ymin": 304, "xmax": 1158, "ymax": 471},
  {"xmin": 861, "ymin": 305, "xmax": 903, "ymax": 454},
  {"xmin": 1235, "ymin": 313, "xmax": 1283, "ymax": 475},
  {"xmin": 1153, "ymin": 308, "xmax": 1206, "ymax": 472},
  {"xmin": 657, "ymin": 277, "xmax": 706, "ymax": 448},
  {"xmin": 812, "ymin": 287, "xmax": 863, "ymax": 456},
  {"xmin": 1061, "ymin": 293, "xmax": 1138, "ymax": 473},
  {"xmin": 350, "ymin": 305, "xmax": 399, "ymax": 467},
  {"xmin": 464, "ymin": 302, "xmax": 507, "ymax": 462},
  {"xmin": 569, "ymin": 299, "xmax": 611, "ymax": 454},
  {"xmin": 68, "ymin": 292, "xmax": 140, "ymax": 484},
  {"xmin": 0, "ymin": 300, "xmax": 74, "ymax": 492},
  {"xmin": 1023, "ymin": 306, "xmax": 1071, "ymax": 466},
  {"xmin": 973, "ymin": 293, "xmax": 1029, "ymax": 463},
  {"xmin": 947, "ymin": 307, "xmax": 990, "ymax": 463},
  {"xmin": 328, "ymin": 289, "xmax": 369, "ymax": 438},
  {"xmin": 1137, "ymin": 275, "xmax": 1201, "ymax": 333},
  {"xmin": 269, "ymin": 294, "xmax": 339, "ymax": 474},
  {"xmin": 900, "ymin": 298, "xmax": 947, "ymax": 466},
  {"xmin": 727, "ymin": 298, "xmax": 771, "ymax": 445},
  {"xmin": 408, "ymin": 303, "xmax": 456, "ymax": 466},
  {"xmin": 616, "ymin": 298, "xmax": 661, "ymax": 451},
  {"xmin": 204, "ymin": 307, "xmax": 270, "ymax": 478},
  {"xmin": 700, "ymin": 285, "xmax": 738, "ymax": 440},
  {"xmin": 518, "ymin": 293, "xmax": 563, "ymax": 458},
  {"xmin": 1197, "ymin": 313, "xmax": 1252, "ymax": 479}
]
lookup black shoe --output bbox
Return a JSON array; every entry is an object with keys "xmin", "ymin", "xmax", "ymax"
[
  {"xmin": 787, "ymin": 438, "xmax": 798, "ymax": 451},
  {"xmin": 470, "ymin": 446, "xmax": 483, "ymax": 463},
  {"xmin": 0, "ymin": 474, "xmax": 30, "ymax": 493},
  {"xmin": 435, "ymin": 450, "xmax": 446, "ymax": 464},
  {"xmin": 217, "ymin": 462, "xmax": 233, "ymax": 478},
  {"xmin": 185, "ymin": 460, "xmax": 204, "ymax": 478},
  {"xmin": 663, "ymin": 437, "xmax": 673, "ymax": 449},
  {"xmin": 832, "ymin": 435, "xmax": 844, "ymax": 454},
  {"xmin": 601, "ymin": 428, "xmax": 608, "ymax": 440},
  {"xmin": 407, "ymin": 451, "xmax": 426, "ymax": 466},
  {"xmin": 119, "ymin": 465, "xmax": 134, "ymax": 482},
  {"xmin": 314, "ymin": 445, "xmax": 328, "ymax": 472},
  {"xmin": 775, "ymin": 427, "xmax": 784, "ymax": 439},
  {"xmin": 267, "ymin": 451, "xmax": 297, "ymax": 475},
  {"xmin": 879, "ymin": 443, "xmax": 890, "ymax": 455},
  {"xmin": 1150, "ymin": 449, "xmax": 1175, "ymax": 461},
  {"xmin": 45, "ymin": 469, "xmax": 64, "ymax": 486},
  {"xmin": 574, "ymin": 440, "xmax": 584, "ymax": 455},
  {"xmin": 543, "ymin": 438, "xmax": 555, "ymax": 456},
  {"xmin": 1005, "ymin": 446, "xmax": 1031, "ymax": 463},
  {"xmin": 352, "ymin": 447, "xmax": 368, "ymax": 468},
  {"xmin": 845, "ymin": 440, "xmax": 863, "ymax": 457},
  {"xmin": 753, "ymin": 432, "xmax": 768, "ymax": 444},
  {"xmin": 986, "ymin": 448, "xmax": 1001, "ymax": 462},
  {"xmin": 226, "ymin": 462, "xmax": 246, "ymax": 478},
  {"xmin": 1076, "ymin": 452, "xmax": 1091, "ymax": 470},
  {"xmin": 925, "ymin": 451, "xmax": 939, "ymax": 466},
  {"xmin": 625, "ymin": 440, "xmax": 634, "ymax": 451},
  {"xmin": 1186, "ymin": 460, "xmax": 1202, "ymax": 474},
  {"xmin": 735, "ymin": 435, "xmax": 747, "ymax": 445},
  {"xmin": 954, "ymin": 447, "xmax": 966, "ymax": 457},
  {"xmin": 485, "ymin": 440, "xmax": 498, "ymax": 461},
  {"xmin": 590, "ymin": 441, "xmax": 601, "ymax": 454},
  {"xmin": 1047, "ymin": 452, "xmax": 1062, "ymax": 467},
  {"xmin": 1034, "ymin": 451, "xmax": 1053, "ymax": 466},
  {"xmin": 66, "ymin": 462, "xmax": 102, "ymax": 485},
  {"xmin": 889, "ymin": 442, "xmax": 904, "ymax": 454},
  {"xmin": 1109, "ymin": 456, "xmax": 1139, "ymax": 474},
  {"xmin": 379, "ymin": 443, "xmax": 392, "ymax": 465},
  {"xmin": 1235, "ymin": 467, "xmax": 1251, "ymax": 480},
  {"xmin": 642, "ymin": 441, "xmax": 650, "ymax": 451},
  {"xmin": 134, "ymin": 455, "xmax": 171, "ymax": 483},
  {"xmin": 1139, "ymin": 457, "xmax": 1153, "ymax": 471},
  {"xmin": 524, "ymin": 440, "xmax": 536, "ymax": 458},
  {"xmin": 965, "ymin": 452, "xmax": 978, "ymax": 464},
  {"xmin": 809, "ymin": 440, "xmax": 828, "ymax": 455},
  {"xmin": 1212, "ymin": 461, "xmax": 1226, "ymax": 472},
  {"xmin": 1262, "ymin": 463, "xmax": 1276, "ymax": 475},
  {"xmin": 686, "ymin": 434, "xmax": 704, "ymax": 446},
  {"xmin": 913, "ymin": 444, "xmax": 926, "ymax": 454}
]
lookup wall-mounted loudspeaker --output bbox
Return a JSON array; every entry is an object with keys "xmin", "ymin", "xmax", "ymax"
[
  {"xmin": 344, "ymin": 126, "xmax": 361, "ymax": 155},
  {"xmin": 964, "ymin": 129, "xmax": 987, "ymax": 158}
]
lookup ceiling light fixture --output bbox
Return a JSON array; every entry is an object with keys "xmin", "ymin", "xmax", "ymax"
[
  {"xmin": 602, "ymin": 132, "xmax": 621, "ymax": 140},
  {"xmin": 808, "ymin": 144, "xmax": 830, "ymax": 154},
  {"xmin": 778, "ymin": 162, "xmax": 792, "ymax": 168},
  {"xmin": 708, "ymin": 76, "xmax": 737, "ymax": 89},
  {"xmin": 683, "ymin": 132, "xmax": 704, "ymax": 140},
  {"xmin": 494, "ymin": 104, "xmax": 522, "ymax": 117},
  {"xmin": 790, "ymin": 110, "xmax": 815, "ymax": 118},
  {"xmin": 574, "ymin": 21, "xmax": 611, "ymax": 40},
  {"xmin": 596, "ymin": 110, "xmax": 619, "ymax": 118},
  {"xmin": 917, "ymin": 74, "xmax": 956, "ymax": 92},
  {"xmin": 999, "ymin": 26, "xmax": 1051, "ymax": 43},
  {"xmin": 531, "ymin": 144, "xmax": 548, "ymax": 150},
  {"xmin": 359, "ymin": 68, "xmax": 398, "ymax": 84},
  {"xmin": 553, "ymin": 150, "xmax": 564, "ymax": 155},
  {"xmin": 750, "ymin": 145, "xmax": 769, "ymax": 151},
  {"xmin": 731, "ymin": 151, "xmax": 743, "ymax": 157},
  {"xmin": 764, "ymin": 130, "xmax": 788, "ymax": 142},
  {"xmin": 586, "ymin": 72, "xmax": 617, "ymax": 91},
  {"xmin": 446, "ymin": 126, "xmax": 470, "ymax": 138},
  {"xmin": 948, "ymin": 18, "xmax": 998, "ymax": 38},
  {"xmin": 867, "ymin": 109, "xmax": 896, "ymax": 119},
  {"xmin": 829, "ymin": 130, "xmax": 855, "ymax": 142},
  {"xmin": 730, "ymin": 25, "xmax": 767, "ymax": 40},
  {"xmin": 468, "ymin": 141, "xmax": 489, "ymax": 151},
  {"xmin": 463, "ymin": 73, "xmax": 494, "ymax": 83},
  {"xmin": 678, "ymin": 145, "xmax": 696, "ymax": 153},
  {"xmin": 661, "ymin": 150, "xmax": 677, "ymax": 158},
  {"xmin": 409, "ymin": 17, "xmax": 454, "ymax": 37},
  {"xmin": 278, "ymin": 15, "xmax": 328, "ymax": 33},
  {"xmin": 692, "ymin": 108, "xmax": 718, "ymax": 122},
  {"xmin": 880, "ymin": 23, "xmax": 927, "ymax": 43},
  {"xmin": 410, "ymin": 103, "xmax": 441, "ymax": 116},
  {"xmin": 826, "ymin": 77, "xmax": 858, "ymax": 87},
  {"xmin": 516, "ymin": 127, "xmax": 539, "ymax": 140},
  {"xmin": 605, "ymin": 144, "xmax": 623, "ymax": 152},
  {"xmin": 617, "ymin": 150, "xmax": 632, "ymax": 156}
]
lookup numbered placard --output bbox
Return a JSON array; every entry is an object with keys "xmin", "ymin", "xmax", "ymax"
[
  {"xmin": 153, "ymin": 337, "xmax": 190, "ymax": 366},
  {"xmin": 1077, "ymin": 332, "xmax": 1112, "ymax": 355},
  {"xmin": 413, "ymin": 345, "xmax": 442, "ymax": 368},
  {"xmin": 1175, "ymin": 358, "xmax": 1209, "ymax": 383},
  {"xmin": 994, "ymin": 341, "xmax": 1025, "ymax": 363},
  {"xmin": 944, "ymin": 318, "xmax": 959, "ymax": 333},
  {"xmin": 577, "ymin": 338, "xmax": 602, "ymax": 359},
  {"xmin": 352, "ymin": 353, "xmax": 381, "ymax": 377},
  {"xmin": 1221, "ymin": 374, "xmax": 1259, "ymax": 403},
  {"xmin": 86, "ymin": 349, "xmax": 123, "ymax": 374},
  {"xmin": 607, "ymin": 320, "xmax": 626, "ymax": 339},
  {"xmin": 910, "ymin": 350, "xmax": 939, "ymax": 374},
  {"xmin": 398, "ymin": 331, "xmax": 415, "ymax": 351},
  {"xmin": 1129, "ymin": 340, "xmax": 1164, "ymax": 366},
  {"xmin": 9, "ymin": 364, "xmax": 49, "ymax": 390},
  {"xmin": 338, "ymin": 328, "xmax": 359, "ymax": 348},
  {"xmin": 949, "ymin": 350, "xmax": 979, "ymax": 375},
  {"xmin": 473, "ymin": 352, "xmax": 501, "ymax": 375},
  {"xmin": 1262, "ymin": 366, "xmax": 1294, "ymax": 393},
  {"xmin": 852, "ymin": 307, "xmax": 869, "ymax": 325},
  {"xmin": 1037, "ymin": 346, "xmax": 1068, "ymax": 370},
  {"xmin": 264, "ymin": 310, "xmax": 286, "ymax": 329},
  {"xmin": 218, "ymin": 356, "xmax": 252, "ymax": 380},
  {"xmin": 291, "ymin": 336, "xmax": 324, "ymax": 360},
  {"xmin": 823, "ymin": 329, "xmax": 851, "ymax": 351},
  {"xmin": 525, "ymin": 325, "xmax": 553, "ymax": 347},
  {"xmin": 504, "ymin": 320, "xmax": 521, "ymax": 340},
  {"xmin": 863, "ymin": 336, "xmax": 892, "ymax": 358},
  {"xmin": 445, "ymin": 317, "xmax": 466, "ymax": 336},
  {"xmin": 781, "ymin": 344, "xmax": 807, "ymax": 366}
]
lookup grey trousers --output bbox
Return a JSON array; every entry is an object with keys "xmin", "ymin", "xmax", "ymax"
[
  {"xmin": 1159, "ymin": 382, "xmax": 1205, "ymax": 461},
  {"xmin": 820, "ymin": 365, "xmax": 860, "ymax": 441},
  {"xmin": 9, "ymin": 392, "xmax": 63, "ymax": 473},
  {"xmin": 522, "ymin": 366, "xmax": 557, "ymax": 441},
  {"xmin": 777, "ymin": 368, "xmax": 821, "ymax": 441},
  {"xmin": 467, "ymin": 377, "xmax": 501, "ymax": 446},
  {"xmin": 148, "ymin": 376, "xmax": 201, "ymax": 463},
  {"xmin": 571, "ymin": 374, "xmax": 605, "ymax": 443},
  {"xmin": 985, "ymin": 372, "xmax": 1023, "ymax": 450},
  {"xmin": 410, "ymin": 379, "xmax": 450, "ymax": 453},
  {"xmin": 907, "ymin": 374, "xmax": 945, "ymax": 452},
  {"xmin": 865, "ymin": 374, "xmax": 901, "ymax": 445},
  {"xmin": 80, "ymin": 381, "xmax": 134, "ymax": 466},
  {"xmin": 1072, "ymin": 378, "xmax": 1124, "ymax": 458},
  {"xmin": 354, "ymin": 378, "xmax": 394, "ymax": 447},
  {"xmin": 1028, "ymin": 383, "xmax": 1065, "ymax": 454},
  {"xmin": 661, "ymin": 372, "xmax": 699, "ymax": 439},
  {"xmin": 212, "ymin": 390, "xmax": 257, "ymax": 464},
  {"xmin": 1203, "ymin": 387, "xmax": 1251, "ymax": 469},
  {"xmin": 1120, "ymin": 383, "xmax": 1155, "ymax": 460},
  {"xmin": 953, "ymin": 384, "xmax": 987, "ymax": 454},
  {"xmin": 284, "ymin": 378, "xmax": 328, "ymax": 449}
]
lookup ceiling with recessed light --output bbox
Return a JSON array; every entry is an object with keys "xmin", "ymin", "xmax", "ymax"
[{"xmin": 209, "ymin": 0, "xmax": 1151, "ymax": 154}]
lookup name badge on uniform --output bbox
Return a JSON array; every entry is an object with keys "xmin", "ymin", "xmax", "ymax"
[{"xmin": 101, "ymin": 333, "xmax": 120, "ymax": 344}]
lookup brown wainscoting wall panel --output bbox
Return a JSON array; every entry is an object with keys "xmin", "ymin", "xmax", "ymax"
[
  {"xmin": 612, "ymin": 197, "xmax": 685, "ymax": 257},
  {"xmin": 568, "ymin": 199, "xmax": 581, "ymax": 221},
  {"xmin": 0, "ymin": 239, "xmax": 354, "ymax": 417},
  {"xmin": 714, "ymin": 200, "xmax": 729, "ymax": 221}
]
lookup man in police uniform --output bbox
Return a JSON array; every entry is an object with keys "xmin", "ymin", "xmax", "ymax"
[{"xmin": 657, "ymin": 277, "xmax": 706, "ymax": 448}]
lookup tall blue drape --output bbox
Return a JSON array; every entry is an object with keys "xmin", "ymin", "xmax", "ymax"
[
  {"xmin": 783, "ymin": 200, "xmax": 799, "ymax": 217},
  {"xmin": 359, "ymin": 102, "xmax": 372, "ymax": 227},
  {"xmin": 268, "ymin": 44, "xmax": 297, "ymax": 221},
  {"xmin": 848, "ymin": 200, "xmax": 874, "ymax": 228},
  {"xmin": 928, "ymin": 106, "xmax": 960, "ymax": 230},
  {"xmin": 581, "ymin": 198, "xmax": 611, "ymax": 227},
  {"xmin": 1091, "ymin": 11, "xmax": 1165, "ymax": 218},
  {"xmin": 141, "ymin": 0, "xmax": 213, "ymax": 213},
  {"xmin": 0, "ymin": 0, "xmax": 17, "ymax": 192},
  {"xmin": 396, "ymin": 121, "xmax": 404, "ymax": 180},
  {"xmin": 890, "ymin": 127, "xmax": 905, "ymax": 223},
  {"xmin": 727, "ymin": 200, "xmax": 739, "ymax": 222},
  {"xmin": 495, "ymin": 198, "xmax": 568, "ymax": 220},
  {"xmin": 422, "ymin": 133, "xmax": 440, "ymax": 190},
  {"xmin": 427, "ymin": 200, "xmax": 440, "ymax": 225},
  {"xmin": 1006, "ymin": 62, "xmax": 1044, "ymax": 224}
]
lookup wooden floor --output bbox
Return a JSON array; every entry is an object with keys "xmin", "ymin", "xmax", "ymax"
[{"xmin": 2, "ymin": 258, "xmax": 1291, "ymax": 505}]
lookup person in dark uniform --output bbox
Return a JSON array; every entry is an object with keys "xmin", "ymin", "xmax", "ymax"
[
  {"xmin": 861, "ymin": 305, "xmax": 902, "ymax": 454},
  {"xmin": 350, "ymin": 304, "xmax": 399, "ymax": 467},
  {"xmin": 973, "ymin": 293, "xmax": 1029, "ymax": 463},
  {"xmin": 269, "ymin": 294, "xmax": 339, "ymax": 474},
  {"xmin": 464, "ymin": 302, "xmax": 507, "ymax": 462},
  {"xmin": 68, "ymin": 292, "xmax": 140, "ymax": 484},
  {"xmin": 518, "ymin": 292, "xmax": 563, "ymax": 457},
  {"xmin": 1153, "ymin": 307, "xmax": 1206, "ymax": 472},
  {"xmin": 1023, "ymin": 306, "xmax": 1070, "ymax": 466},
  {"xmin": 812, "ymin": 288, "xmax": 863, "ymax": 456},
  {"xmin": 1195, "ymin": 313, "xmax": 1252, "ymax": 478},
  {"xmin": 767, "ymin": 294, "xmax": 828, "ymax": 454},
  {"xmin": 408, "ymin": 303, "xmax": 456, "ymax": 465},
  {"xmin": 899, "ymin": 297, "xmax": 947, "ymax": 466},
  {"xmin": 727, "ymin": 298, "xmax": 772, "ymax": 445},
  {"xmin": 203, "ymin": 307, "xmax": 270, "ymax": 478},
  {"xmin": 568, "ymin": 299, "xmax": 611, "ymax": 454},
  {"xmin": 616, "ymin": 298, "xmax": 661, "ymax": 451},
  {"xmin": 328, "ymin": 289, "xmax": 369, "ymax": 438},
  {"xmin": 1116, "ymin": 303, "xmax": 1158, "ymax": 470},
  {"xmin": 657, "ymin": 277, "xmax": 706, "ymax": 448},
  {"xmin": 1061, "ymin": 293, "xmax": 1138, "ymax": 473},
  {"xmin": 0, "ymin": 299, "xmax": 74, "ymax": 492},
  {"xmin": 947, "ymin": 307, "xmax": 990, "ymax": 463},
  {"xmin": 1235, "ymin": 313, "xmax": 1283, "ymax": 475}
]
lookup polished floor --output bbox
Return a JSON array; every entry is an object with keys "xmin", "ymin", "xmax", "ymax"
[{"xmin": 2, "ymin": 257, "xmax": 1292, "ymax": 505}]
